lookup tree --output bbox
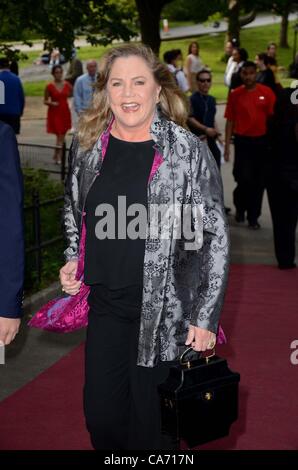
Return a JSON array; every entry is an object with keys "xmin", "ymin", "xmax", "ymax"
[
  {"xmin": 135, "ymin": 0, "xmax": 258, "ymax": 54},
  {"xmin": 135, "ymin": 0, "xmax": 174, "ymax": 54},
  {"xmin": 135, "ymin": 0, "xmax": 228, "ymax": 54},
  {"xmin": 0, "ymin": 0, "xmax": 137, "ymax": 62},
  {"xmin": 279, "ymin": 1, "xmax": 292, "ymax": 48},
  {"xmin": 253, "ymin": 0, "xmax": 298, "ymax": 48},
  {"xmin": 225, "ymin": 0, "xmax": 257, "ymax": 44},
  {"xmin": 226, "ymin": 0, "xmax": 240, "ymax": 42},
  {"xmin": 30, "ymin": 0, "xmax": 137, "ymax": 60},
  {"xmin": 269, "ymin": 0, "xmax": 296, "ymax": 48}
]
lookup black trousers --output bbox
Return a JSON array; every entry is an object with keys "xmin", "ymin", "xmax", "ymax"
[
  {"xmin": 267, "ymin": 177, "xmax": 298, "ymax": 267},
  {"xmin": 207, "ymin": 137, "xmax": 221, "ymax": 170},
  {"xmin": 83, "ymin": 284, "xmax": 174, "ymax": 450},
  {"xmin": 233, "ymin": 134, "xmax": 267, "ymax": 223}
]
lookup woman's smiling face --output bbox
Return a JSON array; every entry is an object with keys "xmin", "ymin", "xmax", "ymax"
[{"xmin": 107, "ymin": 55, "xmax": 161, "ymax": 133}]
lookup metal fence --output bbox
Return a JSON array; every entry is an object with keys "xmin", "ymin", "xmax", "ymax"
[
  {"xmin": 18, "ymin": 142, "xmax": 69, "ymax": 181},
  {"xmin": 19, "ymin": 142, "xmax": 68, "ymax": 288},
  {"xmin": 25, "ymin": 190, "xmax": 64, "ymax": 285}
]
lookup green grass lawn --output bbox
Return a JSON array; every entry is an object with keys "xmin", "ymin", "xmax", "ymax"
[
  {"xmin": 19, "ymin": 50, "xmax": 41, "ymax": 68},
  {"xmin": 23, "ymin": 21, "xmax": 296, "ymax": 101},
  {"xmin": 23, "ymin": 80, "xmax": 48, "ymax": 96}
]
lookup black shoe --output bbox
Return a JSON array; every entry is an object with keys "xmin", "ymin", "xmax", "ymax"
[
  {"xmin": 248, "ymin": 221, "xmax": 261, "ymax": 230},
  {"xmin": 278, "ymin": 263, "xmax": 296, "ymax": 270},
  {"xmin": 235, "ymin": 212, "xmax": 245, "ymax": 223}
]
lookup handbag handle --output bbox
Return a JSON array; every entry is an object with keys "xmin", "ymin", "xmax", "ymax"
[{"xmin": 180, "ymin": 346, "xmax": 216, "ymax": 368}]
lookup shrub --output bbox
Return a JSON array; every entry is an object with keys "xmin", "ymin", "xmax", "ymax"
[{"xmin": 23, "ymin": 169, "xmax": 65, "ymax": 294}]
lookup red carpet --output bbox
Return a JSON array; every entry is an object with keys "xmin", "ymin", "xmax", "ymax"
[{"xmin": 0, "ymin": 264, "xmax": 297, "ymax": 450}]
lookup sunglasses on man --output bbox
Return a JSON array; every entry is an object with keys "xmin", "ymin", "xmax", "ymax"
[{"xmin": 198, "ymin": 78, "xmax": 211, "ymax": 83}]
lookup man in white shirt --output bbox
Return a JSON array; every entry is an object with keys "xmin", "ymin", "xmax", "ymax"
[{"xmin": 224, "ymin": 50, "xmax": 238, "ymax": 87}]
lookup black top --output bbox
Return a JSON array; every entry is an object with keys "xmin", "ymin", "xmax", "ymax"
[
  {"xmin": 189, "ymin": 92, "xmax": 216, "ymax": 136},
  {"xmin": 230, "ymin": 70, "xmax": 243, "ymax": 90},
  {"xmin": 256, "ymin": 69, "xmax": 276, "ymax": 93},
  {"xmin": 84, "ymin": 134, "xmax": 155, "ymax": 289}
]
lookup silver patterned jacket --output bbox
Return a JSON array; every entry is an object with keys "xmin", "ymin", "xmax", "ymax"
[{"xmin": 63, "ymin": 110, "xmax": 230, "ymax": 367}]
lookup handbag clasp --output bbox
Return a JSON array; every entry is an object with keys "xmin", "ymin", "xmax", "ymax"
[{"xmin": 180, "ymin": 347, "xmax": 215, "ymax": 368}]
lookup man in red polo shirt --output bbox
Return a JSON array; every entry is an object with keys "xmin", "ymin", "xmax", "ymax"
[{"xmin": 224, "ymin": 61, "xmax": 276, "ymax": 229}]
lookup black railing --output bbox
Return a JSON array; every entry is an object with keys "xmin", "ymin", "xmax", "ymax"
[
  {"xmin": 25, "ymin": 190, "xmax": 64, "ymax": 285},
  {"xmin": 18, "ymin": 142, "xmax": 69, "ymax": 181}
]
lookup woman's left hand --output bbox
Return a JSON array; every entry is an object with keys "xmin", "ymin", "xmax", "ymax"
[{"xmin": 185, "ymin": 325, "xmax": 216, "ymax": 352}]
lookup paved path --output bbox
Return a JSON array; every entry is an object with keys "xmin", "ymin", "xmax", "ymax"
[{"xmin": 161, "ymin": 12, "xmax": 297, "ymax": 40}]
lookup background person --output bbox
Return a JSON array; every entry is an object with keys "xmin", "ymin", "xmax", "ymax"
[
  {"xmin": 267, "ymin": 56, "xmax": 283, "ymax": 94},
  {"xmin": 188, "ymin": 68, "xmax": 222, "ymax": 168},
  {"xmin": 163, "ymin": 49, "xmax": 189, "ymax": 93},
  {"xmin": 65, "ymin": 48, "xmax": 83, "ymax": 87},
  {"xmin": 223, "ymin": 39, "xmax": 240, "ymax": 86},
  {"xmin": 0, "ymin": 121, "xmax": 24, "ymax": 347},
  {"xmin": 267, "ymin": 86, "xmax": 298, "ymax": 269},
  {"xmin": 73, "ymin": 60, "xmax": 97, "ymax": 115},
  {"xmin": 65, "ymin": 48, "xmax": 84, "ymax": 133},
  {"xmin": 0, "ymin": 57, "xmax": 25, "ymax": 134},
  {"xmin": 289, "ymin": 52, "xmax": 298, "ymax": 79},
  {"xmin": 184, "ymin": 41, "xmax": 204, "ymax": 92},
  {"xmin": 255, "ymin": 52, "xmax": 276, "ymax": 93},
  {"xmin": 224, "ymin": 61, "xmax": 276, "ymax": 229},
  {"xmin": 229, "ymin": 48, "xmax": 249, "ymax": 91},
  {"xmin": 44, "ymin": 64, "xmax": 72, "ymax": 164},
  {"xmin": 267, "ymin": 42, "xmax": 277, "ymax": 60}
]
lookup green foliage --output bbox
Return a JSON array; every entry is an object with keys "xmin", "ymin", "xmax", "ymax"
[
  {"xmin": 0, "ymin": 0, "xmax": 137, "ymax": 63},
  {"xmin": 23, "ymin": 169, "xmax": 65, "ymax": 294},
  {"xmin": 162, "ymin": 0, "xmax": 194, "ymax": 21},
  {"xmin": 254, "ymin": 0, "xmax": 298, "ymax": 15},
  {"xmin": 162, "ymin": 0, "xmax": 223, "ymax": 22},
  {"xmin": 23, "ymin": 168, "xmax": 63, "ymax": 204}
]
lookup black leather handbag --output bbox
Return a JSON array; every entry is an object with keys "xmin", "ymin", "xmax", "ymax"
[{"xmin": 158, "ymin": 348, "xmax": 240, "ymax": 448}]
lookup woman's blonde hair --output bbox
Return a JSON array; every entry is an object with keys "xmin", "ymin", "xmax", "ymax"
[{"xmin": 78, "ymin": 43, "xmax": 189, "ymax": 149}]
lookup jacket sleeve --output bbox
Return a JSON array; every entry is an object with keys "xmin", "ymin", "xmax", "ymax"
[
  {"xmin": 63, "ymin": 136, "xmax": 80, "ymax": 261},
  {"xmin": 0, "ymin": 124, "xmax": 24, "ymax": 318},
  {"xmin": 190, "ymin": 139, "xmax": 230, "ymax": 333}
]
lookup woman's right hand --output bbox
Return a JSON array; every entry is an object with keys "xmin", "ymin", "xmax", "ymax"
[{"xmin": 59, "ymin": 260, "xmax": 82, "ymax": 295}]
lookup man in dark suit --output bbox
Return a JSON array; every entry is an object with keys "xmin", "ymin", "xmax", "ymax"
[{"xmin": 0, "ymin": 120, "xmax": 24, "ymax": 346}]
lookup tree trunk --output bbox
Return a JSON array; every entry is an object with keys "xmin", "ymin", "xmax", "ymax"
[
  {"xmin": 135, "ymin": 0, "xmax": 172, "ymax": 55},
  {"xmin": 225, "ymin": 6, "xmax": 256, "ymax": 48},
  {"xmin": 227, "ymin": 0, "xmax": 240, "ymax": 44},
  {"xmin": 239, "ymin": 9, "xmax": 256, "ymax": 27},
  {"xmin": 279, "ymin": 3, "xmax": 291, "ymax": 48}
]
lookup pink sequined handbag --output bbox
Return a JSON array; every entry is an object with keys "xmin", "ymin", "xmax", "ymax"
[
  {"xmin": 27, "ymin": 281, "xmax": 90, "ymax": 333},
  {"xmin": 28, "ymin": 220, "xmax": 90, "ymax": 333}
]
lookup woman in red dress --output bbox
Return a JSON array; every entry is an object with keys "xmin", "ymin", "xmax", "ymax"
[{"xmin": 44, "ymin": 65, "xmax": 72, "ymax": 164}]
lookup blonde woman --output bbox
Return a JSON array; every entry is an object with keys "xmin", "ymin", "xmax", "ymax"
[
  {"xmin": 185, "ymin": 41, "xmax": 204, "ymax": 92},
  {"xmin": 59, "ymin": 44, "xmax": 229, "ymax": 450}
]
